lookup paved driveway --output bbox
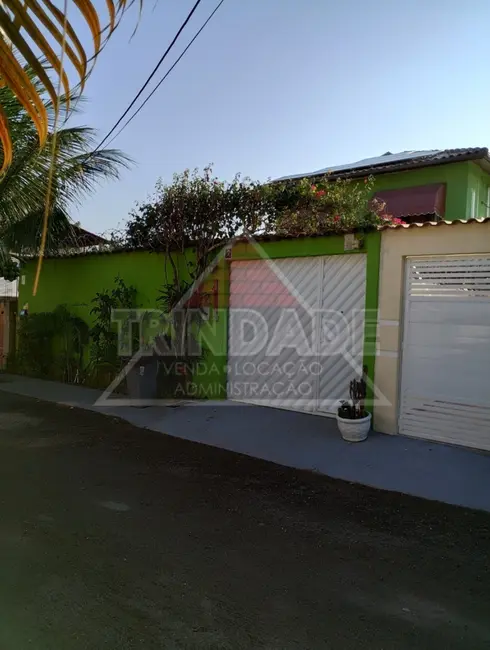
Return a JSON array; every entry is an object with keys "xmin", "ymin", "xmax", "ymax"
[{"xmin": 0, "ymin": 391, "xmax": 489, "ymax": 649}]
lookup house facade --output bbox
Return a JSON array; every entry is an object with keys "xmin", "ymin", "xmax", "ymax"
[
  {"xmin": 277, "ymin": 148, "xmax": 490, "ymax": 222},
  {"xmin": 12, "ymin": 147, "xmax": 490, "ymax": 451}
]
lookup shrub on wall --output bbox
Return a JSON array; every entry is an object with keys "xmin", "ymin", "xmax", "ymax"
[
  {"xmin": 15, "ymin": 305, "xmax": 89, "ymax": 382},
  {"xmin": 0, "ymin": 258, "xmax": 20, "ymax": 281},
  {"xmin": 268, "ymin": 176, "xmax": 402, "ymax": 236},
  {"xmin": 113, "ymin": 167, "xmax": 396, "ymax": 399},
  {"xmin": 88, "ymin": 275, "xmax": 138, "ymax": 388},
  {"xmin": 118, "ymin": 167, "xmax": 398, "ymax": 254},
  {"xmin": 13, "ymin": 277, "xmax": 139, "ymax": 389}
]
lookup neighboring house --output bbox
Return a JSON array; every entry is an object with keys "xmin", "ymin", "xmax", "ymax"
[
  {"xmin": 58, "ymin": 226, "xmax": 109, "ymax": 250},
  {"xmin": 25, "ymin": 225, "xmax": 109, "ymax": 259},
  {"xmin": 0, "ymin": 276, "xmax": 18, "ymax": 368},
  {"xmin": 276, "ymin": 148, "xmax": 490, "ymax": 223}
]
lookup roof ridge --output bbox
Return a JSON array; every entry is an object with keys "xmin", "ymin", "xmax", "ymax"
[
  {"xmin": 378, "ymin": 217, "xmax": 490, "ymax": 230},
  {"xmin": 274, "ymin": 147, "xmax": 489, "ymax": 183}
]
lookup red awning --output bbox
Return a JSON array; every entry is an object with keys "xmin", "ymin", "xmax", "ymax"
[{"xmin": 372, "ymin": 183, "xmax": 446, "ymax": 218}]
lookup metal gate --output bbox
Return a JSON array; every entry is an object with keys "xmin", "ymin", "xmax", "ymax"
[
  {"xmin": 399, "ymin": 255, "xmax": 490, "ymax": 450},
  {"xmin": 227, "ymin": 254, "xmax": 367, "ymax": 415}
]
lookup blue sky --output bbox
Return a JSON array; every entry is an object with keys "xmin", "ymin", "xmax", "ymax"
[{"xmin": 73, "ymin": 0, "xmax": 490, "ymax": 233}]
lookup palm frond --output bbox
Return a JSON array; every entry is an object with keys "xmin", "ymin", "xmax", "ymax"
[
  {"xmin": 0, "ymin": 0, "xmax": 132, "ymax": 172},
  {"xmin": 0, "ymin": 123, "xmax": 131, "ymax": 227},
  {"xmin": 57, "ymin": 147, "xmax": 132, "ymax": 199},
  {"xmin": 0, "ymin": 73, "xmax": 131, "ymax": 258}
]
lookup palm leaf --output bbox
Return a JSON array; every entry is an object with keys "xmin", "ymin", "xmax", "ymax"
[
  {"xmin": 0, "ymin": 0, "xmax": 132, "ymax": 172},
  {"xmin": 0, "ymin": 81, "xmax": 131, "ymax": 262},
  {"xmin": 0, "ymin": 125, "xmax": 131, "ymax": 227},
  {"xmin": 0, "ymin": 38, "xmax": 48, "ymax": 159}
]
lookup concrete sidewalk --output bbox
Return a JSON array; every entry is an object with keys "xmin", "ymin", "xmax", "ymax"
[{"xmin": 1, "ymin": 372, "xmax": 490, "ymax": 512}]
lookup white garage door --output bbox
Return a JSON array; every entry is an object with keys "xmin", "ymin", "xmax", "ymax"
[
  {"xmin": 227, "ymin": 254, "xmax": 367, "ymax": 415},
  {"xmin": 400, "ymin": 255, "xmax": 490, "ymax": 450}
]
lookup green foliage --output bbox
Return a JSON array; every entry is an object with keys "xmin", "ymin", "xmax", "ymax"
[
  {"xmin": 0, "ymin": 78, "xmax": 131, "ymax": 255},
  {"xmin": 89, "ymin": 276, "xmax": 138, "ymax": 385},
  {"xmin": 338, "ymin": 378, "xmax": 368, "ymax": 420},
  {"xmin": 2, "ymin": 207, "xmax": 83, "ymax": 258},
  {"xmin": 122, "ymin": 166, "xmax": 251, "ymax": 397},
  {"xmin": 13, "ymin": 277, "xmax": 138, "ymax": 388},
  {"xmin": 15, "ymin": 305, "xmax": 89, "ymax": 382},
  {"xmin": 124, "ymin": 164, "xmax": 270, "ymax": 245},
  {"xmin": 268, "ymin": 175, "xmax": 389, "ymax": 237},
  {"xmin": 121, "ymin": 166, "xmax": 397, "ymax": 257},
  {"xmin": 154, "ymin": 277, "xmax": 209, "ymax": 399},
  {"xmin": 115, "ymin": 167, "xmax": 397, "ymax": 399},
  {"xmin": 0, "ymin": 257, "xmax": 19, "ymax": 281},
  {"xmin": 123, "ymin": 165, "xmax": 272, "ymax": 283},
  {"xmin": 156, "ymin": 279, "xmax": 193, "ymax": 312}
]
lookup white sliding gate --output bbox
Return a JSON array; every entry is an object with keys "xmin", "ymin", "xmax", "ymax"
[
  {"xmin": 399, "ymin": 255, "xmax": 490, "ymax": 450},
  {"xmin": 227, "ymin": 254, "xmax": 367, "ymax": 415}
]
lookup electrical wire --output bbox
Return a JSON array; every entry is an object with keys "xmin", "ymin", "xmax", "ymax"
[
  {"xmin": 93, "ymin": 0, "xmax": 203, "ymax": 154},
  {"xmin": 103, "ymin": 0, "xmax": 225, "ymax": 150}
]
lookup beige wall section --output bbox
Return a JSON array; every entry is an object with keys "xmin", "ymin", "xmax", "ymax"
[{"xmin": 375, "ymin": 222, "xmax": 490, "ymax": 434}]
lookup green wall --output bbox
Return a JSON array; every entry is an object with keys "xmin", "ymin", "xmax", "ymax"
[
  {"xmin": 19, "ymin": 232, "xmax": 381, "ymax": 404},
  {"xmin": 21, "ymin": 251, "xmax": 166, "ymax": 321},
  {"xmin": 19, "ymin": 250, "xmax": 228, "ymax": 399},
  {"xmin": 466, "ymin": 162, "xmax": 490, "ymax": 219}
]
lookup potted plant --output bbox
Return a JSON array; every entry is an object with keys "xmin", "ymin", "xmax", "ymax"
[{"xmin": 337, "ymin": 377, "xmax": 371, "ymax": 442}]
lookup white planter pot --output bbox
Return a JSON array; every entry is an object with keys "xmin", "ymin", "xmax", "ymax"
[{"xmin": 336, "ymin": 412, "xmax": 371, "ymax": 442}]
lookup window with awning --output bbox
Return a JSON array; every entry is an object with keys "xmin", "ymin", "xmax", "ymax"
[{"xmin": 372, "ymin": 183, "xmax": 446, "ymax": 223}]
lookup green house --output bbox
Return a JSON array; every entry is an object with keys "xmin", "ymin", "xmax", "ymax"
[
  {"xmin": 275, "ymin": 147, "xmax": 490, "ymax": 223},
  {"xmin": 12, "ymin": 147, "xmax": 490, "ymax": 410}
]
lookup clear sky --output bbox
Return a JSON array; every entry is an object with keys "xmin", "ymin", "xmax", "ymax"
[{"xmin": 73, "ymin": 0, "xmax": 490, "ymax": 233}]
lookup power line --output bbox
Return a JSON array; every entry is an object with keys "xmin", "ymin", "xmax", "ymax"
[
  {"xmin": 103, "ymin": 0, "xmax": 225, "ymax": 150},
  {"xmin": 93, "ymin": 0, "xmax": 204, "ymax": 153}
]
